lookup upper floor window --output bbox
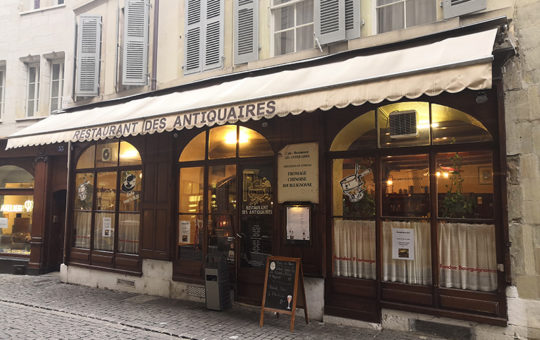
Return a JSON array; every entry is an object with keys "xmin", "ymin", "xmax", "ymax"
[
  {"xmin": 184, "ymin": 0, "xmax": 224, "ymax": 75},
  {"xmin": 271, "ymin": 0, "xmax": 314, "ymax": 56},
  {"xmin": 120, "ymin": 0, "xmax": 150, "ymax": 87},
  {"xmin": 26, "ymin": 63, "xmax": 40, "ymax": 117},
  {"xmin": 75, "ymin": 15, "xmax": 102, "ymax": 97},
  {"xmin": 33, "ymin": 0, "xmax": 40, "ymax": 9},
  {"xmin": 49, "ymin": 61, "xmax": 64, "ymax": 114},
  {"xmin": 376, "ymin": 0, "xmax": 436, "ymax": 34}
]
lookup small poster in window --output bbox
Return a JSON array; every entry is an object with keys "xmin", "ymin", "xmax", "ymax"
[
  {"xmin": 179, "ymin": 220, "xmax": 191, "ymax": 245},
  {"xmin": 0, "ymin": 218, "xmax": 8, "ymax": 229},
  {"xmin": 392, "ymin": 228, "xmax": 415, "ymax": 261},
  {"xmin": 102, "ymin": 217, "xmax": 112, "ymax": 237}
]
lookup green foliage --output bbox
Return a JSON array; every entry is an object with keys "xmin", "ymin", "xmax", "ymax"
[
  {"xmin": 440, "ymin": 153, "xmax": 475, "ymax": 218},
  {"xmin": 343, "ymin": 192, "xmax": 376, "ymax": 219}
]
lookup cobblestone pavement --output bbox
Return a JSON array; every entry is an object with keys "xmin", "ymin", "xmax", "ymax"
[{"xmin": 0, "ymin": 273, "xmax": 446, "ymax": 340}]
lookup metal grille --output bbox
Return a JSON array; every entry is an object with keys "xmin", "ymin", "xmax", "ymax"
[{"xmin": 389, "ymin": 110, "xmax": 417, "ymax": 138}]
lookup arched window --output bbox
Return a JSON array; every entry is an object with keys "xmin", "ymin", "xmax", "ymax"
[
  {"xmin": 73, "ymin": 141, "xmax": 142, "ymax": 255},
  {"xmin": 0, "ymin": 165, "xmax": 34, "ymax": 255},
  {"xmin": 330, "ymin": 102, "xmax": 497, "ymax": 292},
  {"xmin": 177, "ymin": 125, "xmax": 274, "ymax": 279}
]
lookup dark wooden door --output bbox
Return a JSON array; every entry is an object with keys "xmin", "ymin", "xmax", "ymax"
[
  {"xmin": 46, "ymin": 190, "xmax": 66, "ymax": 272},
  {"xmin": 235, "ymin": 162, "xmax": 274, "ymax": 305}
]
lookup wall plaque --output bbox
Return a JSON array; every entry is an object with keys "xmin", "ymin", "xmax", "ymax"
[{"xmin": 277, "ymin": 143, "xmax": 319, "ymax": 203}]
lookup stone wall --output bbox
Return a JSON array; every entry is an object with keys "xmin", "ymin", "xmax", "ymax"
[{"xmin": 504, "ymin": 0, "xmax": 540, "ymax": 337}]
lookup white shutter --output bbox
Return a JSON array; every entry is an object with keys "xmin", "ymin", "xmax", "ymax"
[
  {"xmin": 203, "ymin": 0, "xmax": 224, "ymax": 71},
  {"xmin": 315, "ymin": 0, "xmax": 345, "ymax": 45},
  {"xmin": 184, "ymin": 0, "xmax": 203, "ymax": 75},
  {"xmin": 234, "ymin": 0, "xmax": 258, "ymax": 65},
  {"xmin": 344, "ymin": 0, "xmax": 360, "ymax": 40},
  {"xmin": 122, "ymin": 0, "xmax": 149, "ymax": 86},
  {"xmin": 75, "ymin": 15, "xmax": 102, "ymax": 97},
  {"xmin": 442, "ymin": 0, "xmax": 486, "ymax": 19}
]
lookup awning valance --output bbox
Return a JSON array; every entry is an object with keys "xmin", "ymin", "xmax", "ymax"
[{"xmin": 6, "ymin": 29, "xmax": 497, "ymax": 149}]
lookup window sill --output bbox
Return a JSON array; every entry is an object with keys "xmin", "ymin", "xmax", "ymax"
[
  {"xmin": 15, "ymin": 116, "xmax": 47, "ymax": 122},
  {"xmin": 19, "ymin": 4, "xmax": 66, "ymax": 16}
]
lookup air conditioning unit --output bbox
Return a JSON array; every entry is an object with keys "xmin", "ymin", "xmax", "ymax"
[
  {"xmin": 101, "ymin": 147, "xmax": 112, "ymax": 162},
  {"xmin": 389, "ymin": 110, "xmax": 418, "ymax": 139}
]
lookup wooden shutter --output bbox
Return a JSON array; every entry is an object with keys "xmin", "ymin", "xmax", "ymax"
[
  {"xmin": 203, "ymin": 0, "xmax": 224, "ymax": 71},
  {"xmin": 184, "ymin": 0, "xmax": 203, "ymax": 74},
  {"xmin": 122, "ymin": 0, "xmax": 149, "ymax": 86},
  {"xmin": 234, "ymin": 0, "xmax": 258, "ymax": 65},
  {"xmin": 345, "ymin": 0, "xmax": 360, "ymax": 40},
  {"xmin": 442, "ymin": 0, "xmax": 486, "ymax": 19},
  {"xmin": 75, "ymin": 15, "xmax": 102, "ymax": 97},
  {"xmin": 315, "ymin": 0, "xmax": 345, "ymax": 45}
]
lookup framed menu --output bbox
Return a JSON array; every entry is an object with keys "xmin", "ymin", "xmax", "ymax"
[{"xmin": 284, "ymin": 203, "xmax": 311, "ymax": 244}]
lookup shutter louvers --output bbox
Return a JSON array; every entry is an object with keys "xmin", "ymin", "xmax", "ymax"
[
  {"xmin": 203, "ymin": 0, "xmax": 224, "ymax": 70},
  {"xmin": 442, "ymin": 0, "xmax": 486, "ymax": 19},
  {"xmin": 234, "ymin": 0, "xmax": 258, "ymax": 65},
  {"xmin": 75, "ymin": 15, "xmax": 102, "ymax": 97},
  {"xmin": 184, "ymin": 0, "xmax": 203, "ymax": 74},
  {"xmin": 315, "ymin": 0, "xmax": 345, "ymax": 45},
  {"xmin": 345, "ymin": 0, "xmax": 360, "ymax": 40},
  {"xmin": 122, "ymin": 0, "xmax": 149, "ymax": 86}
]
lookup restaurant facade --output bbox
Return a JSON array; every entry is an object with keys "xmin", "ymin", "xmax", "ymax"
[{"xmin": 4, "ymin": 20, "xmax": 519, "ymax": 333}]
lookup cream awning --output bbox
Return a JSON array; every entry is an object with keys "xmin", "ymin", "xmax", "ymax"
[{"xmin": 6, "ymin": 29, "xmax": 497, "ymax": 149}]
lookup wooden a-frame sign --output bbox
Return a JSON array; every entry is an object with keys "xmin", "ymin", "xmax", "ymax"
[{"xmin": 259, "ymin": 256, "xmax": 308, "ymax": 331}]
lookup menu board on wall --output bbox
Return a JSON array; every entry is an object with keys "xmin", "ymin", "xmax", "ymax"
[
  {"xmin": 285, "ymin": 205, "xmax": 311, "ymax": 242},
  {"xmin": 0, "ymin": 218, "xmax": 8, "ymax": 229},
  {"xmin": 277, "ymin": 143, "xmax": 319, "ymax": 204}
]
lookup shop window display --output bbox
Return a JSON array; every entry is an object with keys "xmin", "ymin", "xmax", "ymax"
[
  {"xmin": 330, "ymin": 102, "xmax": 497, "ymax": 292},
  {"xmin": 0, "ymin": 166, "xmax": 34, "ymax": 255}
]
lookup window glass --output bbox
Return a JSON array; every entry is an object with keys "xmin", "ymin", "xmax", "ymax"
[
  {"xmin": 431, "ymin": 104, "xmax": 492, "ymax": 145},
  {"xmin": 209, "ymin": 125, "xmax": 237, "ymax": 160},
  {"xmin": 239, "ymin": 127, "xmax": 274, "ymax": 158},
  {"xmin": 382, "ymin": 220, "xmax": 432, "ymax": 285},
  {"xmin": 119, "ymin": 170, "xmax": 142, "ymax": 211},
  {"xmin": 240, "ymin": 164, "xmax": 273, "ymax": 269},
  {"xmin": 50, "ymin": 62, "xmax": 64, "ymax": 113},
  {"xmin": 0, "ymin": 166, "xmax": 34, "ymax": 189},
  {"xmin": 332, "ymin": 158, "xmax": 376, "ymax": 280},
  {"xmin": 208, "ymin": 165, "xmax": 236, "ymax": 214},
  {"xmin": 208, "ymin": 214, "xmax": 235, "ymax": 264},
  {"xmin": 377, "ymin": 0, "xmax": 436, "ymax": 34},
  {"xmin": 96, "ymin": 142, "xmax": 119, "ymax": 168},
  {"xmin": 179, "ymin": 167, "xmax": 204, "ymax": 213},
  {"xmin": 178, "ymin": 214, "xmax": 203, "ymax": 261},
  {"xmin": 272, "ymin": 0, "xmax": 314, "ymax": 56},
  {"xmin": 378, "ymin": 102, "xmax": 430, "ymax": 148},
  {"xmin": 437, "ymin": 151, "xmax": 493, "ymax": 219},
  {"xmin": 330, "ymin": 111, "xmax": 376, "ymax": 151},
  {"xmin": 94, "ymin": 212, "xmax": 115, "ymax": 251},
  {"xmin": 119, "ymin": 141, "xmax": 142, "ymax": 166},
  {"xmin": 405, "ymin": 0, "xmax": 436, "ymax": 28},
  {"xmin": 0, "ymin": 194, "xmax": 33, "ymax": 255},
  {"xmin": 74, "ymin": 173, "xmax": 94, "ymax": 210},
  {"xmin": 73, "ymin": 211, "xmax": 91, "ymax": 248},
  {"xmin": 77, "ymin": 145, "xmax": 96, "ymax": 169},
  {"xmin": 179, "ymin": 131, "xmax": 206, "ymax": 162},
  {"xmin": 0, "ymin": 69, "xmax": 5, "ymax": 118},
  {"xmin": 382, "ymin": 154, "xmax": 430, "ymax": 217},
  {"xmin": 118, "ymin": 213, "xmax": 139, "ymax": 254},
  {"xmin": 26, "ymin": 64, "xmax": 40, "ymax": 117},
  {"xmin": 96, "ymin": 172, "xmax": 117, "ymax": 211}
]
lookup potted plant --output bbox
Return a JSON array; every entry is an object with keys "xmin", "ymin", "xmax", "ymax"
[{"xmin": 440, "ymin": 153, "xmax": 475, "ymax": 218}]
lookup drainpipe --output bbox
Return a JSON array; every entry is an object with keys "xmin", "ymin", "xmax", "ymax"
[
  {"xmin": 151, "ymin": 0, "xmax": 159, "ymax": 91},
  {"xmin": 62, "ymin": 141, "xmax": 72, "ymax": 265}
]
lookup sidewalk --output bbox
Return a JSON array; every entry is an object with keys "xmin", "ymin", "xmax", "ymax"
[{"xmin": 0, "ymin": 273, "xmax": 446, "ymax": 339}]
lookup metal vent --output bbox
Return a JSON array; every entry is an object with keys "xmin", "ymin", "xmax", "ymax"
[
  {"xmin": 389, "ymin": 110, "xmax": 417, "ymax": 139},
  {"xmin": 187, "ymin": 285, "xmax": 205, "ymax": 298}
]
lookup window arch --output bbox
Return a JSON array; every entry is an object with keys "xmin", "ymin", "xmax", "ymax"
[
  {"xmin": 0, "ymin": 165, "xmax": 34, "ymax": 255},
  {"xmin": 177, "ymin": 125, "xmax": 274, "ymax": 276},
  {"xmin": 73, "ymin": 141, "xmax": 142, "ymax": 255},
  {"xmin": 330, "ymin": 102, "xmax": 498, "ymax": 293}
]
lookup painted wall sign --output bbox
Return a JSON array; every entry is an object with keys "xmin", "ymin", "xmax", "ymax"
[
  {"xmin": 277, "ymin": 143, "xmax": 319, "ymax": 203},
  {"xmin": 71, "ymin": 100, "xmax": 277, "ymax": 142}
]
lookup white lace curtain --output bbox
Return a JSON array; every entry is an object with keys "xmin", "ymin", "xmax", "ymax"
[
  {"xmin": 383, "ymin": 220, "xmax": 432, "ymax": 285},
  {"xmin": 439, "ymin": 222, "xmax": 497, "ymax": 291},
  {"xmin": 118, "ymin": 214, "xmax": 140, "ymax": 254},
  {"xmin": 333, "ymin": 219, "xmax": 376, "ymax": 279},
  {"xmin": 74, "ymin": 211, "xmax": 91, "ymax": 248}
]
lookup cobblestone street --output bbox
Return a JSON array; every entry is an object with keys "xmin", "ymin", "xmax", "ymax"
[{"xmin": 0, "ymin": 273, "xmax": 446, "ymax": 339}]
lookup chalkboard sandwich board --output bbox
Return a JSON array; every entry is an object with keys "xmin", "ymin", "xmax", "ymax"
[{"xmin": 259, "ymin": 256, "xmax": 308, "ymax": 331}]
